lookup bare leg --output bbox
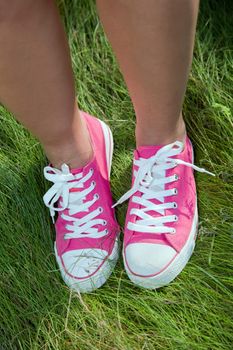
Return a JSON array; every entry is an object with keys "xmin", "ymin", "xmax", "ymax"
[
  {"xmin": 96, "ymin": 0, "xmax": 199, "ymax": 146},
  {"xmin": 0, "ymin": 0, "xmax": 92, "ymax": 168}
]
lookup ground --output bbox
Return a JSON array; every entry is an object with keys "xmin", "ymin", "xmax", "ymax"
[{"xmin": 0, "ymin": 0, "xmax": 232, "ymax": 349}]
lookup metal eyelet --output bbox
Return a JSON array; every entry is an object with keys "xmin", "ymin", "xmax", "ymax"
[
  {"xmin": 98, "ymin": 206, "xmax": 103, "ymax": 213},
  {"xmin": 105, "ymin": 229, "xmax": 109, "ymax": 234},
  {"xmin": 174, "ymin": 174, "xmax": 179, "ymax": 180},
  {"xmin": 173, "ymin": 202, "xmax": 178, "ymax": 208},
  {"xmin": 90, "ymin": 168, "xmax": 94, "ymax": 174},
  {"xmin": 173, "ymin": 188, "xmax": 178, "ymax": 195},
  {"xmin": 171, "ymin": 228, "xmax": 176, "ymax": 234},
  {"xmin": 91, "ymin": 180, "xmax": 96, "ymax": 187},
  {"xmin": 174, "ymin": 215, "xmax": 178, "ymax": 221},
  {"xmin": 102, "ymin": 220, "xmax": 107, "ymax": 226},
  {"xmin": 94, "ymin": 193, "xmax": 100, "ymax": 200}
]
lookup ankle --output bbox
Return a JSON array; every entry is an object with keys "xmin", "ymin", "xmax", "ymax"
[
  {"xmin": 45, "ymin": 141, "xmax": 93, "ymax": 169},
  {"xmin": 136, "ymin": 116, "xmax": 186, "ymax": 147},
  {"xmin": 43, "ymin": 113, "xmax": 93, "ymax": 169}
]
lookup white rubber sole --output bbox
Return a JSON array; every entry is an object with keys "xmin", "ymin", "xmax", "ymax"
[
  {"xmin": 54, "ymin": 119, "xmax": 119, "ymax": 293},
  {"xmin": 124, "ymin": 140, "xmax": 198, "ymax": 289},
  {"xmin": 124, "ymin": 204, "xmax": 198, "ymax": 289},
  {"xmin": 99, "ymin": 119, "xmax": 113, "ymax": 179}
]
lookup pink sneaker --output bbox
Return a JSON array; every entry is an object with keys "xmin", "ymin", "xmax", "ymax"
[
  {"xmin": 43, "ymin": 112, "xmax": 120, "ymax": 293},
  {"xmin": 114, "ymin": 137, "xmax": 214, "ymax": 289}
]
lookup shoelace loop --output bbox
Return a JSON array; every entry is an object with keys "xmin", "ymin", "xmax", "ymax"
[
  {"xmin": 113, "ymin": 141, "xmax": 215, "ymax": 234},
  {"xmin": 43, "ymin": 164, "xmax": 108, "ymax": 239}
]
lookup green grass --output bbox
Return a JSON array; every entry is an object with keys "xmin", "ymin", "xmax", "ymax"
[{"xmin": 0, "ymin": 0, "xmax": 233, "ymax": 349}]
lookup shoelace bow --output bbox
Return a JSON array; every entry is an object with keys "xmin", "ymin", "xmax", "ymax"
[
  {"xmin": 113, "ymin": 141, "xmax": 215, "ymax": 234},
  {"xmin": 43, "ymin": 164, "xmax": 108, "ymax": 239}
]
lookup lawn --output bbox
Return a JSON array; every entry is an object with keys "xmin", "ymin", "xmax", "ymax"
[{"xmin": 0, "ymin": 0, "xmax": 232, "ymax": 349}]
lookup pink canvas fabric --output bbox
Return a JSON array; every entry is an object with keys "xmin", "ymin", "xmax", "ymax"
[
  {"xmin": 116, "ymin": 136, "xmax": 214, "ymax": 286},
  {"xmin": 43, "ymin": 112, "xmax": 119, "ymax": 291},
  {"xmin": 125, "ymin": 137, "xmax": 195, "ymax": 256}
]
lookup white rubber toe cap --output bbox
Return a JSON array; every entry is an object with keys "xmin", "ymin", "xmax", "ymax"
[
  {"xmin": 125, "ymin": 243, "xmax": 176, "ymax": 276},
  {"xmin": 61, "ymin": 249, "xmax": 108, "ymax": 279},
  {"xmin": 55, "ymin": 239, "xmax": 120, "ymax": 293}
]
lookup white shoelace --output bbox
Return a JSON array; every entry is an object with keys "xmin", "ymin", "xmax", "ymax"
[
  {"xmin": 43, "ymin": 164, "xmax": 108, "ymax": 240},
  {"xmin": 113, "ymin": 141, "xmax": 215, "ymax": 235}
]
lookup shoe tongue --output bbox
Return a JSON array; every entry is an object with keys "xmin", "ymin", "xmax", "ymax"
[
  {"xmin": 134, "ymin": 145, "xmax": 167, "ymax": 219},
  {"xmin": 68, "ymin": 156, "xmax": 95, "ymax": 175},
  {"xmin": 59, "ymin": 164, "xmax": 83, "ymax": 194},
  {"xmin": 69, "ymin": 164, "xmax": 90, "ymax": 192},
  {"xmin": 62, "ymin": 158, "xmax": 95, "ymax": 193},
  {"xmin": 69, "ymin": 167, "xmax": 83, "ymax": 176},
  {"xmin": 135, "ymin": 144, "xmax": 164, "ymax": 159}
]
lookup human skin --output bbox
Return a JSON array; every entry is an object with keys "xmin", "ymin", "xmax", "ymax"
[
  {"xmin": 0, "ymin": 0, "xmax": 199, "ymax": 168},
  {"xmin": 96, "ymin": 0, "xmax": 200, "ymax": 146},
  {"xmin": 0, "ymin": 0, "xmax": 92, "ymax": 169}
]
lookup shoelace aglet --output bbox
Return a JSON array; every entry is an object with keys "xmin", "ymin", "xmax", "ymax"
[
  {"xmin": 112, "ymin": 186, "xmax": 137, "ymax": 208},
  {"xmin": 50, "ymin": 209, "xmax": 55, "ymax": 224},
  {"xmin": 199, "ymin": 168, "xmax": 215, "ymax": 177},
  {"xmin": 111, "ymin": 203, "xmax": 117, "ymax": 209},
  {"xmin": 206, "ymin": 170, "xmax": 215, "ymax": 177}
]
